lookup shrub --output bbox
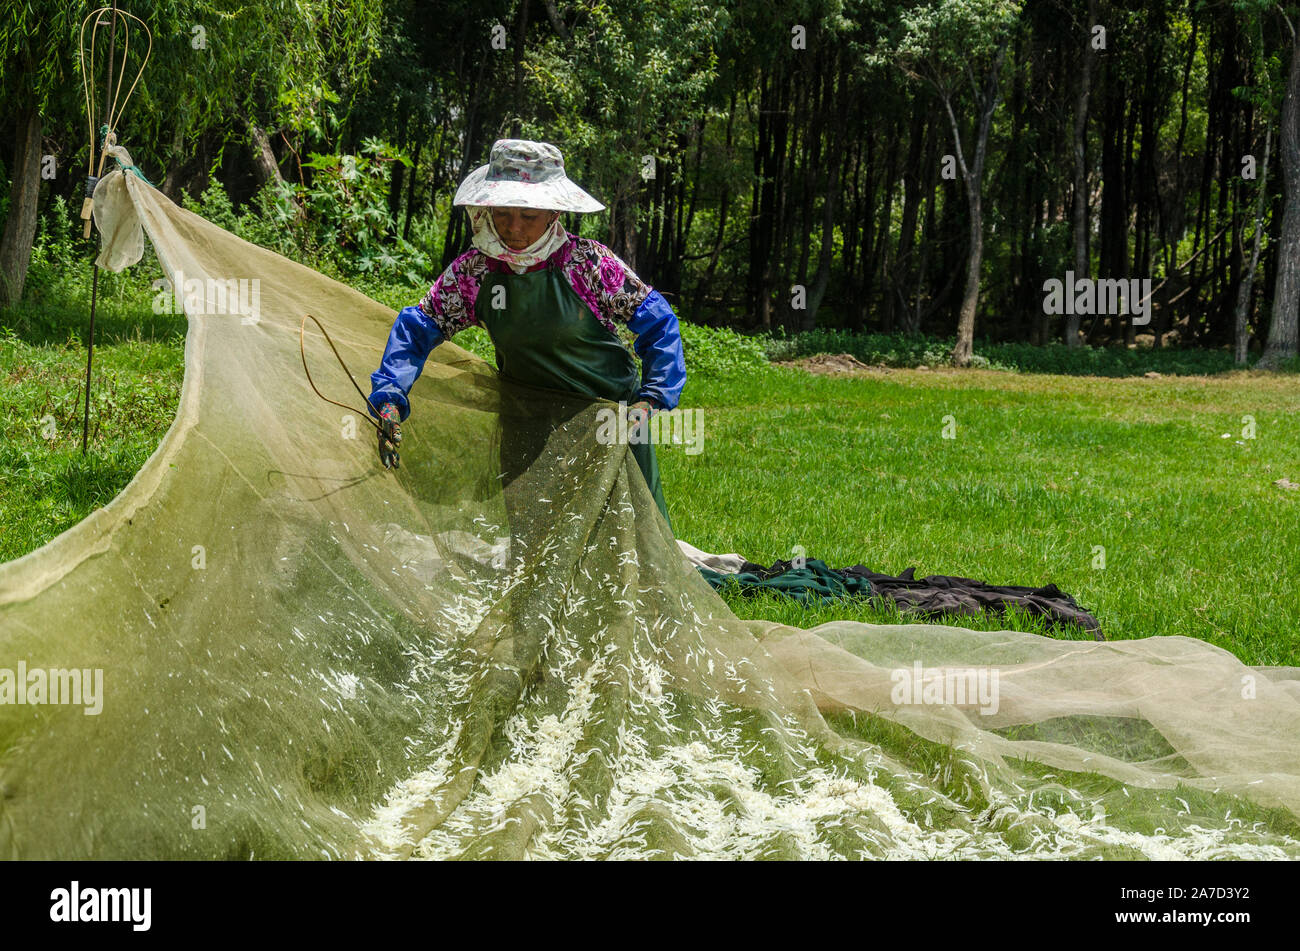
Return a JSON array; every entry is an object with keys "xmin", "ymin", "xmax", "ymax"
[
  {"xmin": 176, "ymin": 139, "xmax": 433, "ymax": 285},
  {"xmin": 761, "ymin": 328, "xmax": 1254, "ymax": 377},
  {"xmin": 678, "ymin": 322, "xmax": 772, "ymax": 377}
]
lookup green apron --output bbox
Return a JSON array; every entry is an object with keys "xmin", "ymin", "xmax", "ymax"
[{"xmin": 475, "ymin": 265, "xmax": 673, "ymax": 531}]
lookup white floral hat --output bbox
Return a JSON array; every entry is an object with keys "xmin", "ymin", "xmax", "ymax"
[{"xmin": 452, "ymin": 138, "xmax": 605, "ymax": 213}]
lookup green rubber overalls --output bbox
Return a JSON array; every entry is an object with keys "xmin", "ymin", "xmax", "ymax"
[{"xmin": 475, "ymin": 264, "xmax": 672, "ymax": 531}]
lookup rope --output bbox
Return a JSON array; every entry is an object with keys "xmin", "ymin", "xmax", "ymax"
[
  {"xmin": 299, "ymin": 314, "xmax": 385, "ymax": 432},
  {"xmin": 99, "ymin": 124, "xmax": 154, "ymax": 185}
]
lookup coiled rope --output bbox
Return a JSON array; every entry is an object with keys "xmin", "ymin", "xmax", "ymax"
[{"xmin": 299, "ymin": 314, "xmax": 385, "ymax": 432}]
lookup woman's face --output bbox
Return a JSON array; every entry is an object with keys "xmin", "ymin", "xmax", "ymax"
[{"xmin": 491, "ymin": 206, "xmax": 559, "ymax": 250}]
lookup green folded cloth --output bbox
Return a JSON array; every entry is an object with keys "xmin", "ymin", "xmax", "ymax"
[{"xmin": 697, "ymin": 558, "xmax": 874, "ymax": 605}]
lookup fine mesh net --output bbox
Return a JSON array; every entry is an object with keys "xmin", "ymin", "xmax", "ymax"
[{"xmin": 2, "ymin": 169, "xmax": 1299, "ymax": 860}]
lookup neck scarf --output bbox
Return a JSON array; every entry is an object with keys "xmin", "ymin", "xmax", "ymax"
[{"xmin": 467, "ymin": 205, "xmax": 569, "ymax": 273}]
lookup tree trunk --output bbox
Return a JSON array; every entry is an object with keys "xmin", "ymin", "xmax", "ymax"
[
  {"xmin": 403, "ymin": 135, "xmax": 422, "ymax": 242},
  {"xmin": 911, "ymin": 115, "xmax": 941, "ymax": 335},
  {"xmin": 0, "ymin": 106, "xmax": 44, "ymax": 308},
  {"xmin": 748, "ymin": 74, "xmax": 769, "ymax": 326},
  {"xmin": 610, "ymin": 175, "xmax": 642, "ymax": 270},
  {"xmin": 249, "ymin": 122, "xmax": 285, "ymax": 188},
  {"xmin": 678, "ymin": 120, "xmax": 704, "ymax": 298},
  {"xmin": 915, "ymin": 126, "xmax": 939, "ymax": 335},
  {"xmin": 161, "ymin": 121, "xmax": 187, "ymax": 199},
  {"xmin": 769, "ymin": 66, "xmax": 793, "ymax": 331},
  {"xmin": 386, "ymin": 107, "xmax": 410, "ymax": 236},
  {"xmin": 946, "ymin": 50, "xmax": 1005, "ymax": 367},
  {"xmin": 541, "ymin": 0, "xmax": 570, "ymax": 40},
  {"xmin": 1236, "ymin": 125, "xmax": 1272, "ymax": 364},
  {"xmin": 510, "ymin": 0, "xmax": 532, "ymax": 136},
  {"xmin": 645, "ymin": 143, "xmax": 664, "ymax": 278},
  {"xmin": 870, "ymin": 121, "xmax": 899, "ymax": 328},
  {"xmin": 1068, "ymin": 0, "xmax": 1097, "ymax": 347},
  {"xmin": 1188, "ymin": 28, "xmax": 1222, "ymax": 343},
  {"xmin": 953, "ymin": 188, "xmax": 984, "ymax": 366},
  {"xmin": 695, "ymin": 94, "xmax": 736, "ymax": 319},
  {"xmin": 805, "ymin": 125, "xmax": 842, "ymax": 325},
  {"xmin": 443, "ymin": 54, "xmax": 487, "ymax": 268},
  {"xmin": 1097, "ymin": 65, "xmax": 1129, "ymax": 346},
  {"xmin": 805, "ymin": 50, "xmax": 844, "ymax": 326},
  {"xmin": 1261, "ymin": 26, "xmax": 1300, "ymax": 369}
]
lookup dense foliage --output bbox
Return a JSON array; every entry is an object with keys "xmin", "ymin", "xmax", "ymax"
[{"xmin": 4, "ymin": 0, "xmax": 1300, "ymax": 367}]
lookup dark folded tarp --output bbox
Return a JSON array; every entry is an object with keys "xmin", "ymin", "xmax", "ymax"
[{"xmin": 699, "ymin": 557, "xmax": 1103, "ymax": 640}]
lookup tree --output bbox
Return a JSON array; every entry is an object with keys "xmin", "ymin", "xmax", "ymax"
[
  {"xmin": 886, "ymin": 0, "xmax": 1024, "ymax": 365},
  {"xmin": 1234, "ymin": 0, "xmax": 1281, "ymax": 365},
  {"xmin": 525, "ymin": 0, "xmax": 728, "ymax": 268},
  {"xmin": 1260, "ymin": 5, "xmax": 1300, "ymax": 368},
  {"xmin": 0, "ymin": 0, "xmax": 381, "ymax": 307},
  {"xmin": 0, "ymin": 3, "xmax": 82, "ymax": 306},
  {"xmin": 1069, "ymin": 0, "xmax": 1099, "ymax": 348}
]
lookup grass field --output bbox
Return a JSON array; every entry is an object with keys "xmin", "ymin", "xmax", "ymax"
[
  {"xmin": 4, "ymin": 283, "xmax": 1299, "ymax": 667},
  {"xmin": 661, "ymin": 364, "xmax": 1300, "ymax": 665}
]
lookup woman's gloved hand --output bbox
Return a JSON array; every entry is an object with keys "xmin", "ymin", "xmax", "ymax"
[
  {"xmin": 626, "ymin": 400, "xmax": 654, "ymax": 438},
  {"xmin": 377, "ymin": 402, "xmax": 402, "ymax": 469}
]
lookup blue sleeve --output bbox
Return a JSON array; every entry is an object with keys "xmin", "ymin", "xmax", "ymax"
[
  {"xmin": 626, "ymin": 289, "xmax": 686, "ymax": 411},
  {"xmin": 368, "ymin": 304, "xmax": 445, "ymax": 422}
]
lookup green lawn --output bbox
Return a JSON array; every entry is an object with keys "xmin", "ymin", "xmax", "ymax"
[
  {"xmin": 661, "ymin": 365, "xmax": 1300, "ymax": 665},
  {"xmin": 0, "ymin": 290, "xmax": 185, "ymax": 563},
  {"xmin": 4, "ymin": 290, "xmax": 1299, "ymax": 666}
]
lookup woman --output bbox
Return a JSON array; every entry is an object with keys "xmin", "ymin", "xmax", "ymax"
[{"xmin": 368, "ymin": 138, "xmax": 686, "ymax": 529}]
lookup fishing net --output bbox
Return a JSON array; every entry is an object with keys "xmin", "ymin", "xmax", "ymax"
[{"xmin": 2, "ymin": 169, "xmax": 1299, "ymax": 860}]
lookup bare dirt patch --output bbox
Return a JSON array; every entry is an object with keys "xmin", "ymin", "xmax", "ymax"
[{"xmin": 775, "ymin": 352, "xmax": 889, "ymax": 375}]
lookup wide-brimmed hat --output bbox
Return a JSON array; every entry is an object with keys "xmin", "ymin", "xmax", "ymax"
[{"xmin": 453, "ymin": 138, "xmax": 605, "ymax": 213}]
